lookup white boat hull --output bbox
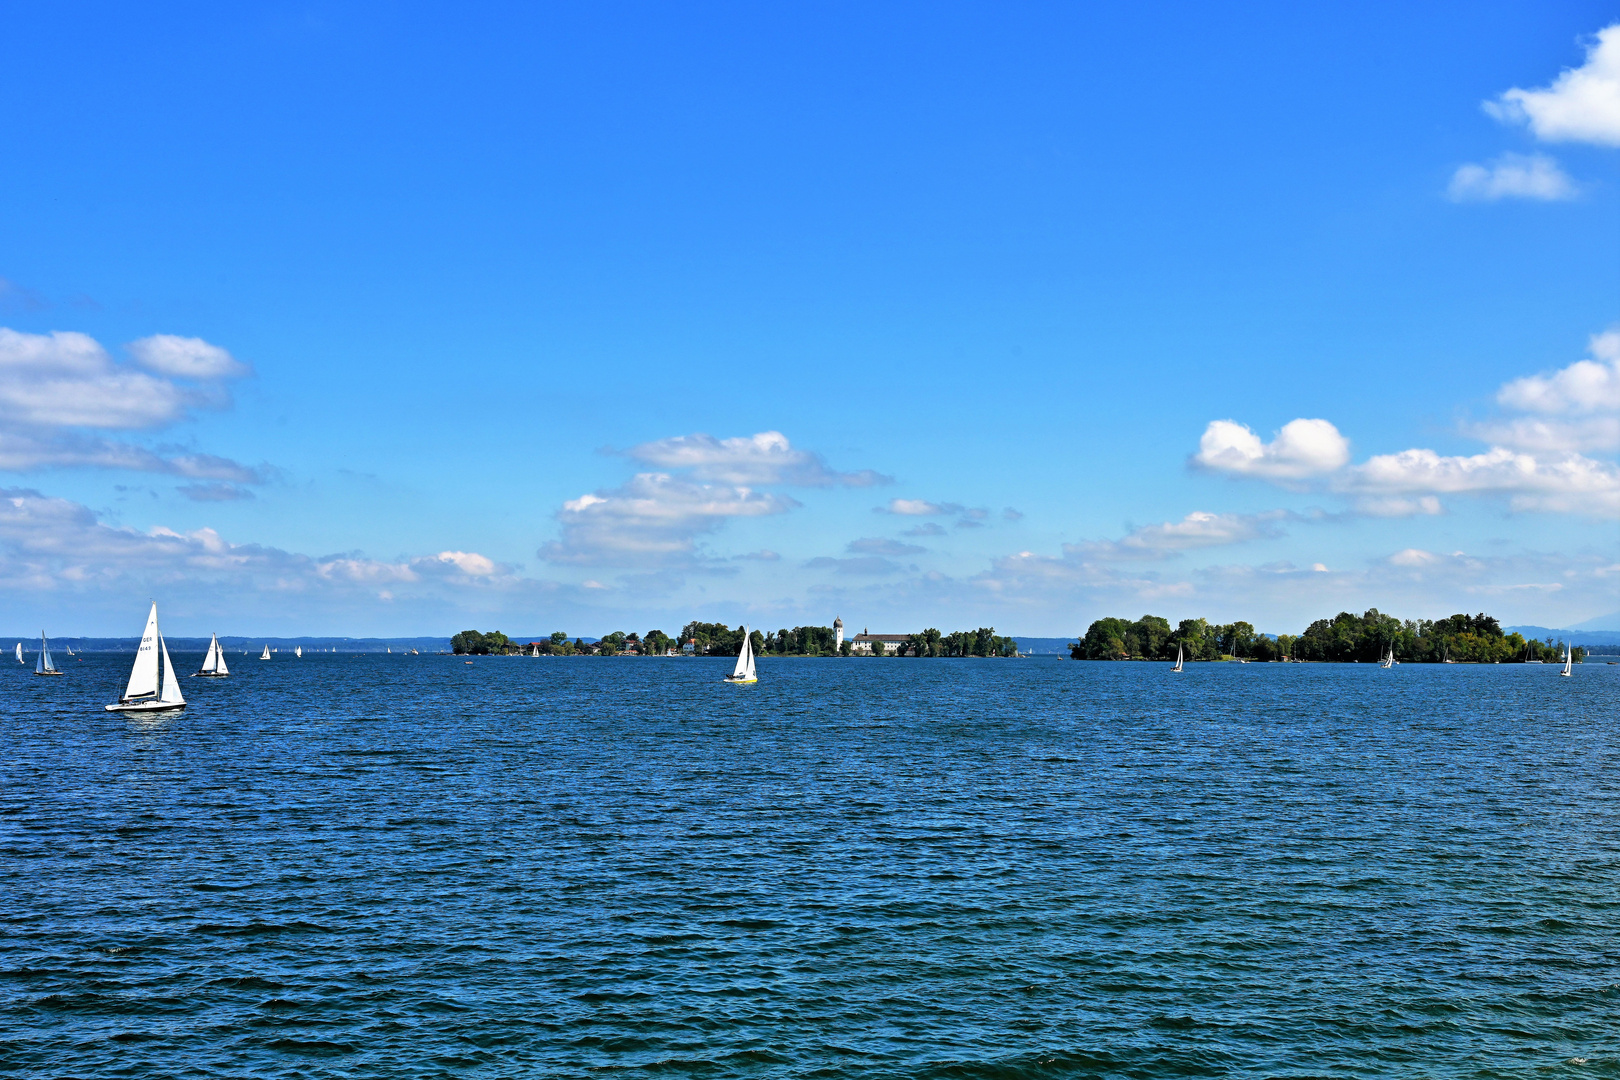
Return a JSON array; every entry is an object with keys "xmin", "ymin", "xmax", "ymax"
[{"xmin": 105, "ymin": 699, "xmax": 185, "ymax": 712}]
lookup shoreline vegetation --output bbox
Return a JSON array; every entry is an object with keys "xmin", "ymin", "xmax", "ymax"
[
  {"xmin": 1070, "ymin": 610, "xmax": 1587, "ymax": 664},
  {"xmin": 451, "ymin": 624, "xmax": 1018, "ymax": 657}
]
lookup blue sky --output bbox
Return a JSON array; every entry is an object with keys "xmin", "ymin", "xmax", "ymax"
[{"xmin": 2, "ymin": 1, "xmax": 1617, "ymax": 637}]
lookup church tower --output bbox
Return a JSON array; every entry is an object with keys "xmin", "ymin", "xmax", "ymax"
[{"xmin": 833, "ymin": 616, "xmax": 844, "ymax": 653}]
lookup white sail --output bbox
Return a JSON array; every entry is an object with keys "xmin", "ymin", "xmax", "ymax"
[
  {"xmin": 1172, "ymin": 644, "xmax": 1183, "ymax": 672},
  {"xmin": 730, "ymin": 628, "xmax": 756, "ymax": 680},
  {"xmin": 37, "ymin": 632, "xmax": 56, "ymax": 673},
  {"xmin": 295, "ymin": 645, "xmax": 302, "ymax": 658},
  {"xmin": 1562, "ymin": 645, "xmax": 1573, "ymax": 676},
  {"xmin": 215, "ymin": 637, "xmax": 229, "ymax": 675},
  {"xmin": 158, "ymin": 636, "xmax": 185, "ymax": 705},
  {"xmin": 14, "ymin": 642, "xmax": 21, "ymax": 663},
  {"xmin": 260, "ymin": 644, "xmax": 271, "ymax": 660},
  {"xmin": 124, "ymin": 603, "xmax": 162, "ymax": 700},
  {"xmin": 200, "ymin": 635, "xmax": 218, "ymax": 673}
]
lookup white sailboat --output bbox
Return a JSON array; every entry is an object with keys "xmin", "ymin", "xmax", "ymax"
[
  {"xmin": 1380, "ymin": 646, "xmax": 1393, "ymax": 669},
  {"xmin": 1559, "ymin": 644, "xmax": 1573, "ymax": 677},
  {"xmin": 35, "ymin": 632, "xmax": 62, "ymax": 676},
  {"xmin": 260, "ymin": 644, "xmax": 271, "ymax": 660},
  {"xmin": 1171, "ymin": 644, "xmax": 1184, "ymax": 673},
  {"xmin": 196, "ymin": 633, "xmax": 230, "ymax": 677},
  {"xmin": 14, "ymin": 642, "xmax": 22, "ymax": 664},
  {"xmin": 295, "ymin": 645, "xmax": 303, "ymax": 658},
  {"xmin": 723, "ymin": 627, "xmax": 758, "ymax": 684},
  {"xmin": 105, "ymin": 603, "xmax": 185, "ymax": 712}
]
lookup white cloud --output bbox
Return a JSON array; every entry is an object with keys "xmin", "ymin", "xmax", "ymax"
[
  {"xmin": 1344, "ymin": 446, "xmax": 1620, "ymax": 516},
  {"xmin": 879, "ymin": 498, "xmax": 963, "ymax": 516},
  {"xmin": 625, "ymin": 431, "xmax": 889, "ymax": 487},
  {"xmin": 1486, "ymin": 23, "xmax": 1620, "ymax": 146},
  {"xmin": 805, "ymin": 555, "xmax": 906, "ymax": 576},
  {"xmin": 1083, "ymin": 510, "xmax": 1291, "ymax": 560},
  {"xmin": 903, "ymin": 521, "xmax": 948, "ymax": 537},
  {"xmin": 128, "ymin": 334, "xmax": 250, "ymax": 379},
  {"xmin": 1497, "ymin": 329, "xmax": 1620, "ymax": 415},
  {"xmin": 1465, "ymin": 416, "xmax": 1620, "ymax": 454},
  {"xmin": 540, "ymin": 472, "xmax": 797, "ymax": 566},
  {"xmin": 1447, "ymin": 153, "xmax": 1577, "ymax": 201},
  {"xmin": 0, "ymin": 326, "xmax": 258, "ymax": 479},
  {"xmin": 0, "ymin": 430, "xmax": 266, "ymax": 482},
  {"xmin": 1192, "ymin": 418, "xmax": 1351, "ymax": 480},
  {"xmin": 0, "ymin": 487, "xmax": 517, "ymax": 608},
  {"xmin": 1353, "ymin": 495, "xmax": 1443, "ymax": 517}
]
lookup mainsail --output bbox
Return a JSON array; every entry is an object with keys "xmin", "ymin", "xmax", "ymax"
[
  {"xmin": 729, "ymin": 628, "xmax": 757, "ymax": 681},
  {"xmin": 36, "ymin": 632, "xmax": 58, "ymax": 674},
  {"xmin": 1172, "ymin": 644, "xmax": 1183, "ymax": 673},
  {"xmin": 14, "ymin": 642, "xmax": 21, "ymax": 664},
  {"xmin": 124, "ymin": 603, "xmax": 162, "ymax": 700},
  {"xmin": 1561, "ymin": 644, "xmax": 1573, "ymax": 677}
]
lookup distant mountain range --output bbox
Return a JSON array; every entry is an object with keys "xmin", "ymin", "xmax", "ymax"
[
  {"xmin": 1566, "ymin": 611, "xmax": 1620, "ymax": 632},
  {"xmin": 1504, "ymin": 626, "xmax": 1620, "ymax": 648}
]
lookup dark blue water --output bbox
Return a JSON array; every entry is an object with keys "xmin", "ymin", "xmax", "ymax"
[{"xmin": 3, "ymin": 654, "xmax": 1617, "ymax": 1077}]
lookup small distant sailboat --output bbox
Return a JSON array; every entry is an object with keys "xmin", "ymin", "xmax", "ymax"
[
  {"xmin": 196, "ymin": 633, "xmax": 230, "ymax": 677},
  {"xmin": 105, "ymin": 603, "xmax": 185, "ymax": 712},
  {"xmin": 260, "ymin": 645, "xmax": 271, "ymax": 660},
  {"xmin": 35, "ymin": 632, "xmax": 62, "ymax": 676},
  {"xmin": 1380, "ymin": 646, "xmax": 1393, "ymax": 669},
  {"xmin": 1171, "ymin": 644, "xmax": 1184, "ymax": 673},
  {"xmin": 295, "ymin": 645, "xmax": 303, "ymax": 658},
  {"xmin": 64, "ymin": 643, "xmax": 73, "ymax": 656},
  {"xmin": 1559, "ymin": 644, "xmax": 1573, "ymax": 677},
  {"xmin": 387, "ymin": 646, "xmax": 392, "ymax": 654},
  {"xmin": 14, "ymin": 642, "xmax": 22, "ymax": 664},
  {"xmin": 723, "ymin": 627, "xmax": 758, "ymax": 684}
]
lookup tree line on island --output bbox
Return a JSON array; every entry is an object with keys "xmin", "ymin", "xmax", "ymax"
[
  {"xmin": 1070, "ymin": 610, "xmax": 1585, "ymax": 664},
  {"xmin": 451, "ymin": 623, "xmax": 1017, "ymax": 657}
]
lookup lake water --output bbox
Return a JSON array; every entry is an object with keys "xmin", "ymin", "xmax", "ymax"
[{"xmin": 2, "ymin": 654, "xmax": 1616, "ymax": 1077}]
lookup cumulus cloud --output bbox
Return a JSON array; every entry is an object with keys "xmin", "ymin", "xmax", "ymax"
[
  {"xmin": 625, "ymin": 431, "xmax": 889, "ymax": 487},
  {"xmin": 128, "ymin": 334, "xmax": 250, "ymax": 379},
  {"xmin": 1353, "ymin": 495, "xmax": 1444, "ymax": 518},
  {"xmin": 0, "ymin": 326, "xmax": 259, "ymax": 480},
  {"xmin": 1465, "ymin": 330, "xmax": 1620, "ymax": 453},
  {"xmin": 0, "ymin": 487, "xmax": 515, "ymax": 605},
  {"xmin": 1192, "ymin": 418, "xmax": 1351, "ymax": 480},
  {"xmin": 1447, "ymin": 153, "xmax": 1577, "ymax": 201},
  {"xmin": 1498, "ymin": 329, "xmax": 1620, "ymax": 414},
  {"xmin": 1486, "ymin": 23, "xmax": 1620, "ymax": 146},
  {"xmin": 1083, "ymin": 510, "xmax": 1292, "ymax": 560},
  {"xmin": 1344, "ymin": 446, "xmax": 1620, "ymax": 516},
  {"xmin": 540, "ymin": 472, "xmax": 797, "ymax": 566}
]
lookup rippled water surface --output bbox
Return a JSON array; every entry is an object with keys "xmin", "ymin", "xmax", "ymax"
[{"xmin": 3, "ymin": 654, "xmax": 1617, "ymax": 1077}]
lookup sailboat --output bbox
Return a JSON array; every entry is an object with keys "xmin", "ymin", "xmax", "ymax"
[
  {"xmin": 35, "ymin": 632, "xmax": 62, "ymax": 676},
  {"xmin": 723, "ymin": 627, "xmax": 758, "ymax": 684},
  {"xmin": 14, "ymin": 642, "xmax": 22, "ymax": 664},
  {"xmin": 1559, "ymin": 644, "xmax": 1573, "ymax": 677},
  {"xmin": 1380, "ymin": 646, "xmax": 1393, "ymax": 669},
  {"xmin": 105, "ymin": 603, "xmax": 185, "ymax": 712},
  {"xmin": 260, "ymin": 645, "xmax": 271, "ymax": 660},
  {"xmin": 1171, "ymin": 644, "xmax": 1184, "ymax": 673},
  {"xmin": 295, "ymin": 645, "xmax": 302, "ymax": 658},
  {"xmin": 196, "ymin": 633, "xmax": 230, "ymax": 677}
]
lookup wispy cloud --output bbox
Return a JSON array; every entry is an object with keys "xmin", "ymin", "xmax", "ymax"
[
  {"xmin": 878, "ymin": 497, "xmax": 963, "ymax": 516},
  {"xmin": 1447, "ymin": 153, "xmax": 1577, "ymax": 202},
  {"xmin": 805, "ymin": 555, "xmax": 906, "ymax": 576},
  {"xmin": 1485, "ymin": 23, "xmax": 1620, "ymax": 146},
  {"xmin": 847, "ymin": 536, "xmax": 927, "ymax": 556},
  {"xmin": 176, "ymin": 482, "xmax": 255, "ymax": 502},
  {"xmin": 625, "ymin": 431, "xmax": 889, "ymax": 487},
  {"xmin": 1081, "ymin": 510, "xmax": 1293, "ymax": 560}
]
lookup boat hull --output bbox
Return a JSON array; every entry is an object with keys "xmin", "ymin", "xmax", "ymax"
[
  {"xmin": 105, "ymin": 700, "xmax": 185, "ymax": 712},
  {"xmin": 722, "ymin": 675, "xmax": 758, "ymax": 684},
  {"xmin": 192, "ymin": 672, "xmax": 229, "ymax": 678},
  {"xmin": 34, "ymin": 671, "xmax": 64, "ymax": 676}
]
